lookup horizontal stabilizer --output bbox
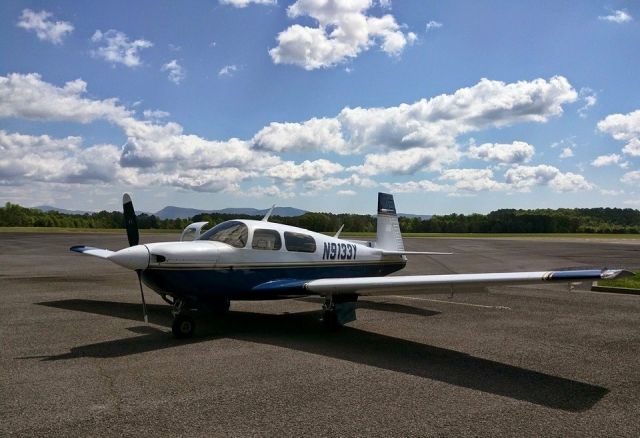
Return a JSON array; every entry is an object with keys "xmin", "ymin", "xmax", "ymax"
[{"xmin": 70, "ymin": 245, "xmax": 114, "ymax": 259}]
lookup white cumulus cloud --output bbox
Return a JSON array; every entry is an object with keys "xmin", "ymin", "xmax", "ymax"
[
  {"xmin": 265, "ymin": 159, "xmax": 344, "ymax": 183},
  {"xmin": 591, "ymin": 153, "xmax": 621, "ymax": 167},
  {"xmin": 468, "ymin": 141, "xmax": 535, "ymax": 164},
  {"xmin": 142, "ymin": 109, "xmax": 170, "ymax": 120},
  {"xmin": 0, "ymin": 73, "xmax": 131, "ymax": 123},
  {"xmin": 219, "ymin": 0, "xmax": 277, "ymax": 7},
  {"xmin": 218, "ymin": 65, "xmax": 238, "ymax": 77},
  {"xmin": 597, "ymin": 109, "xmax": 640, "ymax": 156},
  {"xmin": 621, "ymin": 170, "xmax": 640, "ymax": 184},
  {"xmin": 425, "ymin": 20, "xmax": 443, "ymax": 30},
  {"xmin": 505, "ymin": 165, "xmax": 593, "ymax": 192},
  {"xmin": 380, "ymin": 179, "xmax": 448, "ymax": 194},
  {"xmin": 353, "ymin": 146, "xmax": 459, "ymax": 176},
  {"xmin": 0, "ymin": 130, "xmax": 120, "ymax": 185},
  {"xmin": 17, "ymin": 9, "xmax": 73, "ymax": 45},
  {"xmin": 269, "ymin": 0, "xmax": 413, "ymax": 70},
  {"xmin": 577, "ymin": 87, "xmax": 597, "ymax": 118},
  {"xmin": 339, "ymin": 76, "xmax": 576, "ymax": 154},
  {"xmin": 252, "ymin": 117, "xmax": 347, "ymax": 154},
  {"xmin": 91, "ymin": 30, "xmax": 153, "ymax": 68},
  {"xmin": 559, "ymin": 147, "xmax": 574, "ymax": 158},
  {"xmin": 162, "ymin": 60, "xmax": 186, "ymax": 84},
  {"xmin": 622, "ymin": 138, "xmax": 640, "ymax": 156},
  {"xmin": 440, "ymin": 168, "xmax": 507, "ymax": 192},
  {"xmin": 598, "ymin": 9, "xmax": 632, "ymax": 23}
]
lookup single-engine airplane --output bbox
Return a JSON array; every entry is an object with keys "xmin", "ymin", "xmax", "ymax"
[{"xmin": 71, "ymin": 193, "xmax": 629, "ymax": 338}]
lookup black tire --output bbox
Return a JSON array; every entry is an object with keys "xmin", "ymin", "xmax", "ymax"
[
  {"xmin": 321, "ymin": 310, "xmax": 340, "ymax": 331},
  {"xmin": 172, "ymin": 315, "xmax": 195, "ymax": 339}
]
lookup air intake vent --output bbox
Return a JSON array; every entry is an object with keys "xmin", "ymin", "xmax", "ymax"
[{"xmin": 151, "ymin": 254, "xmax": 166, "ymax": 263}]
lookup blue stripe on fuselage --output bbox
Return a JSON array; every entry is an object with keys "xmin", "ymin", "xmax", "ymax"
[{"xmin": 141, "ymin": 261, "xmax": 406, "ymax": 300}]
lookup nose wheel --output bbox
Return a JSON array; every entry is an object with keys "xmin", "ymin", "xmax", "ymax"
[{"xmin": 171, "ymin": 298, "xmax": 195, "ymax": 339}]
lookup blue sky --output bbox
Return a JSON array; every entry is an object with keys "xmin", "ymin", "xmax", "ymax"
[{"xmin": 1, "ymin": 0, "xmax": 639, "ymax": 215}]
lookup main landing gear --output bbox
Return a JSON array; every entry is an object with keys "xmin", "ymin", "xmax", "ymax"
[
  {"xmin": 170, "ymin": 297, "xmax": 231, "ymax": 339},
  {"xmin": 322, "ymin": 294, "xmax": 358, "ymax": 331}
]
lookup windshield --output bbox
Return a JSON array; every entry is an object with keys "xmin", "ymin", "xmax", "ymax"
[{"xmin": 199, "ymin": 221, "xmax": 248, "ymax": 248}]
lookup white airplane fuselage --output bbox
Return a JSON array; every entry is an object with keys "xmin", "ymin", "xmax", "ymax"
[{"xmin": 109, "ymin": 219, "xmax": 406, "ymax": 301}]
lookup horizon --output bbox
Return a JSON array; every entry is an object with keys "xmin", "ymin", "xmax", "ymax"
[
  {"xmin": 1, "ymin": 1, "xmax": 639, "ymax": 215},
  {"xmin": 18, "ymin": 200, "xmax": 640, "ymax": 219}
]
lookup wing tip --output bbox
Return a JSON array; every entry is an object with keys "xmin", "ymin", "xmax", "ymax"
[
  {"xmin": 70, "ymin": 245, "xmax": 88, "ymax": 253},
  {"xmin": 601, "ymin": 269, "xmax": 634, "ymax": 280}
]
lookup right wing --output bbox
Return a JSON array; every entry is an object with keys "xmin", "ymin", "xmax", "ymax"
[{"xmin": 253, "ymin": 269, "xmax": 631, "ymax": 296}]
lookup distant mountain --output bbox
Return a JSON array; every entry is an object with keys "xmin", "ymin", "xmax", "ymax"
[
  {"xmin": 33, "ymin": 204, "xmax": 431, "ymax": 221},
  {"xmin": 34, "ymin": 205, "xmax": 89, "ymax": 215},
  {"xmin": 154, "ymin": 206, "xmax": 207, "ymax": 220},
  {"xmin": 154, "ymin": 206, "xmax": 308, "ymax": 220}
]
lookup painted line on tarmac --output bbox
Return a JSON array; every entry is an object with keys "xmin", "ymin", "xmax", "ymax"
[{"xmin": 391, "ymin": 295, "xmax": 511, "ymax": 310}]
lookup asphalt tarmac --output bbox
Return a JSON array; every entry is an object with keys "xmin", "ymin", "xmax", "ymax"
[{"xmin": 1, "ymin": 232, "xmax": 639, "ymax": 436}]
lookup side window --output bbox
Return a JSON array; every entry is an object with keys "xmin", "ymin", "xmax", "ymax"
[
  {"xmin": 252, "ymin": 229, "xmax": 282, "ymax": 250},
  {"xmin": 284, "ymin": 232, "xmax": 316, "ymax": 253}
]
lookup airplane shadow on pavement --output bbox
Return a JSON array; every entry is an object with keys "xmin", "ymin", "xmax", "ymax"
[{"xmin": 32, "ymin": 298, "xmax": 608, "ymax": 412}]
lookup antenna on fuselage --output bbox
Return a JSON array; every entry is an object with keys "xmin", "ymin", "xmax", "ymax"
[
  {"xmin": 262, "ymin": 204, "xmax": 276, "ymax": 222},
  {"xmin": 334, "ymin": 224, "xmax": 344, "ymax": 238}
]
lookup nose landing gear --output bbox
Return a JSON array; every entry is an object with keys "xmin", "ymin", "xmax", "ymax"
[
  {"xmin": 169, "ymin": 297, "xmax": 231, "ymax": 339},
  {"xmin": 171, "ymin": 298, "xmax": 195, "ymax": 339}
]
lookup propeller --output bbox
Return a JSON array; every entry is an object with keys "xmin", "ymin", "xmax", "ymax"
[
  {"xmin": 123, "ymin": 193, "xmax": 139, "ymax": 247},
  {"xmin": 122, "ymin": 193, "xmax": 148, "ymax": 324},
  {"xmin": 137, "ymin": 271, "xmax": 149, "ymax": 324}
]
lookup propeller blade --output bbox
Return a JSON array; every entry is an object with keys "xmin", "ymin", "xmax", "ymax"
[
  {"xmin": 123, "ymin": 193, "xmax": 139, "ymax": 247},
  {"xmin": 136, "ymin": 270, "xmax": 148, "ymax": 324}
]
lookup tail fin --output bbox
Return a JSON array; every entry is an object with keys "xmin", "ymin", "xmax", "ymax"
[{"xmin": 375, "ymin": 192, "xmax": 404, "ymax": 251}]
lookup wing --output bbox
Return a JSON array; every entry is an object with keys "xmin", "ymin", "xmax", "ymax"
[
  {"xmin": 254, "ymin": 269, "xmax": 631, "ymax": 296},
  {"xmin": 70, "ymin": 245, "xmax": 114, "ymax": 259}
]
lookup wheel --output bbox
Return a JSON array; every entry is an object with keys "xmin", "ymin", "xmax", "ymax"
[
  {"xmin": 321, "ymin": 310, "xmax": 340, "ymax": 331},
  {"xmin": 172, "ymin": 314, "xmax": 195, "ymax": 339}
]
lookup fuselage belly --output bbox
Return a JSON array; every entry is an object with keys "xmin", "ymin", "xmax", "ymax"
[{"xmin": 141, "ymin": 261, "xmax": 406, "ymax": 300}]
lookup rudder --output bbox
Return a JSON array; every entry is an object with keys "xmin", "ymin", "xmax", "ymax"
[{"xmin": 375, "ymin": 192, "xmax": 404, "ymax": 251}]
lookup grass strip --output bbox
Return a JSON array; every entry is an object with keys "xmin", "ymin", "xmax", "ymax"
[{"xmin": 598, "ymin": 271, "xmax": 640, "ymax": 289}]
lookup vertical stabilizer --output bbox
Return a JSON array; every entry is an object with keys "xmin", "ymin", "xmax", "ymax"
[{"xmin": 375, "ymin": 193, "xmax": 404, "ymax": 251}]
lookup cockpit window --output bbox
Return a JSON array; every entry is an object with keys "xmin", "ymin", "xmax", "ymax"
[
  {"xmin": 199, "ymin": 221, "xmax": 248, "ymax": 248},
  {"xmin": 252, "ymin": 229, "xmax": 282, "ymax": 250},
  {"xmin": 284, "ymin": 232, "xmax": 316, "ymax": 253}
]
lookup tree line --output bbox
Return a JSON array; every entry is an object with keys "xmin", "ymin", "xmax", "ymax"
[{"xmin": 1, "ymin": 202, "xmax": 639, "ymax": 234}]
